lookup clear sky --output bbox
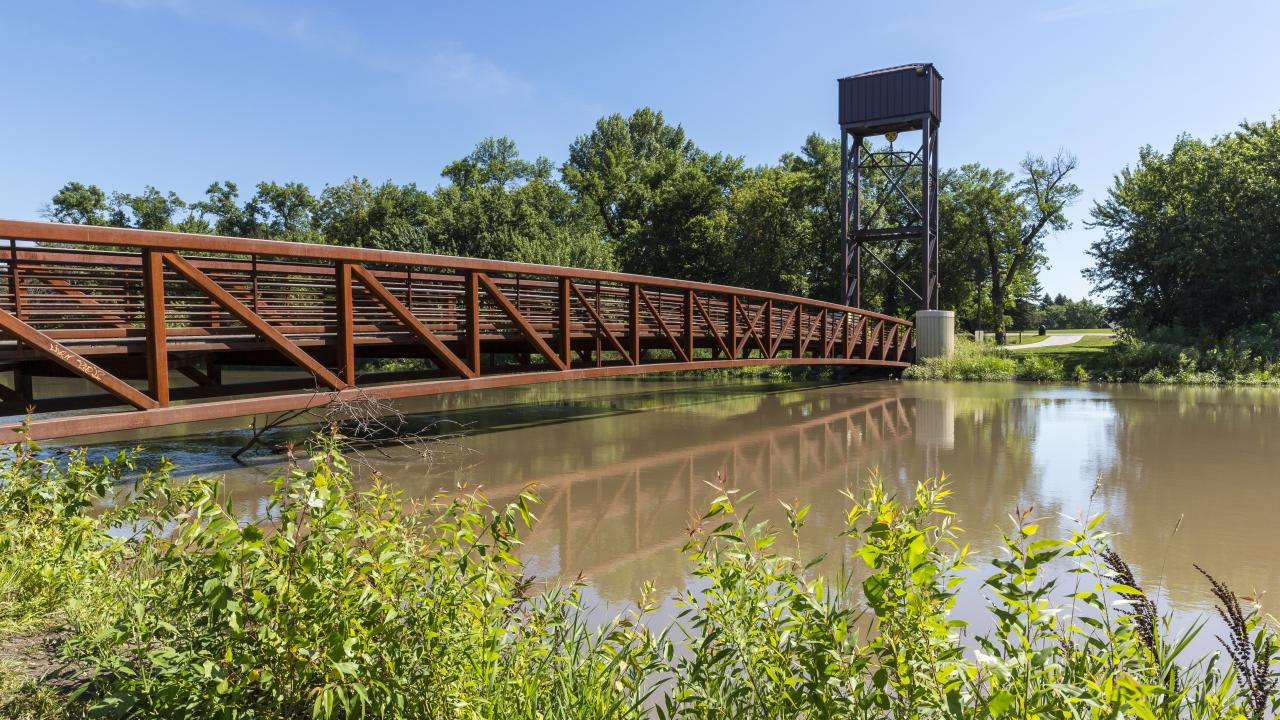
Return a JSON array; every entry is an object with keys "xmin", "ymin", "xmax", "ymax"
[{"xmin": 2, "ymin": 0, "xmax": 1277, "ymax": 299}]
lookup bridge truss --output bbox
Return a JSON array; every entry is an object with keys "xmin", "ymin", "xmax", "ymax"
[{"xmin": 0, "ymin": 220, "xmax": 914, "ymax": 440}]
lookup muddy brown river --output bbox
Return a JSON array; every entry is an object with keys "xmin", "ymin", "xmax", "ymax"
[{"xmin": 60, "ymin": 377, "xmax": 1280, "ymax": 641}]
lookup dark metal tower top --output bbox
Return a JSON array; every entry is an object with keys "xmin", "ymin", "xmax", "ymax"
[
  {"xmin": 838, "ymin": 63, "xmax": 942, "ymax": 312},
  {"xmin": 838, "ymin": 63, "xmax": 942, "ymax": 130}
]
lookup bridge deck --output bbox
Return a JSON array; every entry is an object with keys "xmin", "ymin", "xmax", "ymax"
[{"xmin": 0, "ymin": 220, "xmax": 913, "ymax": 440}]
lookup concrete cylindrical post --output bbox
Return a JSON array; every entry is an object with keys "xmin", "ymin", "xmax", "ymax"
[{"xmin": 914, "ymin": 310, "xmax": 955, "ymax": 360}]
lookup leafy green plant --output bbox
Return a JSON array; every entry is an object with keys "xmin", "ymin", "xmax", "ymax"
[
  {"xmin": 1, "ymin": 435, "xmax": 1278, "ymax": 718},
  {"xmin": 903, "ymin": 340, "xmax": 1018, "ymax": 381},
  {"xmin": 74, "ymin": 438, "xmax": 665, "ymax": 719},
  {"xmin": 662, "ymin": 493, "xmax": 862, "ymax": 718},
  {"xmin": 0, "ymin": 424, "xmax": 192, "ymax": 633},
  {"xmin": 841, "ymin": 475, "xmax": 969, "ymax": 716},
  {"xmin": 1015, "ymin": 354, "xmax": 1064, "ymax": 381}
]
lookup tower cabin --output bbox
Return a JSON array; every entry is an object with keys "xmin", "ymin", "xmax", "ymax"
[{"xmin": 838, "ymin": 63, "xmax": 941, "ymax": 134}]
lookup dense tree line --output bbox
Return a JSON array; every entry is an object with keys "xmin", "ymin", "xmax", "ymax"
[
  {"xmin": 1088, "ymin": 118, "xmax": 1280, "ymax": 340},
  {"xmin": 1033, "ymin": 294, "xmax": 1108, "ymax": 330},
  {"xmin": 44, "ymin": 108, "xmax": 1079, "ymax": 330}
]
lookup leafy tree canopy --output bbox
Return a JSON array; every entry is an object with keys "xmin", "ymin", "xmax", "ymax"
[
  {"xmin": 41, "ymin": 112, "xmax": 1089, "ymax": 330},
  {"xmin": 1088, "ymin": 119, "xmax": 1280, "ymax": 338},
  {"xmin": 562, "ymin": 108, "xmax": 744, "ymax": 279}
]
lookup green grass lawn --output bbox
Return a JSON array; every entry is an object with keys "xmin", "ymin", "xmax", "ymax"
[
  {"xmin": 991, "ymin": 333, "xmax": 1048, "ymax": 346},
  {"xmin": 1014, "ymin": 333, "xmax": 1117, "ymax": 372},
  {"xmin": 1018, "ymin": 334, "xmax": 1116, "ymax": 353},
  {"xmin": 978, "ymin": 329, "xmax": 1113, "ymax": 347}
]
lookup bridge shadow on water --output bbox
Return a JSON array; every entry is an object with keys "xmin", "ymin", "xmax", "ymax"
[{"xmin": 70, "ymin": 376, "xmax": 887, "ymax": 476}]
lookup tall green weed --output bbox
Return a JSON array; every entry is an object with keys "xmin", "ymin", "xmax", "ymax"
[{"xmin": 0, "ymin": 435, "xmax": 1276, "ymax": 718}]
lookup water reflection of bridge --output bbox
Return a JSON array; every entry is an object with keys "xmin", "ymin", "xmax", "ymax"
[{"xmin": 509, "ymin": 391, "xmax": 923, "ymax": 582}]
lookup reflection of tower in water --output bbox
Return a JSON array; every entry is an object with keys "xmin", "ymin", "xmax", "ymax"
[{"xmin": 913, "ymin": 396, "xmax": 956, "ymax": 482}]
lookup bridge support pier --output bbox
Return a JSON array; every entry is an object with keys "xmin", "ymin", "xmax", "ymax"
[{"xmin": 914, "ymin": 310, "xmax": 954, "ymax": 360}]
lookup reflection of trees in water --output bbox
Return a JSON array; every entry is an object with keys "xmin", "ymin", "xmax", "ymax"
[
  {"xmin": 209, "ymin": 381, "xmax": 788, "ymax": 504},
  {"xmin": 139, "ymin": 380, "xmax": 1279, "ymax": 617},
  {"xmin": 1095, "ymin": 386, "xmax": 1280, "ymax": 609},
  {"xmin": 189, "ymin": 384, "xmax": 1053, "ymax": 605}
]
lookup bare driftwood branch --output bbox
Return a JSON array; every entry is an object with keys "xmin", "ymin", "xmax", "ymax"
[{"xmin": 231, "ymin": 386, "xmax": 470, "ymax": 470}]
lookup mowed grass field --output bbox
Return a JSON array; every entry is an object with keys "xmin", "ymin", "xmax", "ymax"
[
  {"xmin": 977, "ymin": 329, "xmax": 1113, "ymax": 347},
  {"xmin": 1014, "ymin": 333, "xmax": 1117, "ymax": 371},
  {"xmin": 965, "ymin": 330, "xmax": 1118, "ymax": 372}
]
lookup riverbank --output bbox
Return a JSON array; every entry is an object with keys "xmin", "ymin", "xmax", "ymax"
[
  {"xmin": 2, "ymin": 430, "xmax": 1277, "ymax": 718},
  {"xmin": 906, "ymin": 334, "xmax": 1280, "ymax": 385}
]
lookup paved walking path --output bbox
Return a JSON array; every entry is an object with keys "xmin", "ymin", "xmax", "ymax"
[{"xmin": 1003, "ymin": 332, "xmax": 1112, "ymax": 350}]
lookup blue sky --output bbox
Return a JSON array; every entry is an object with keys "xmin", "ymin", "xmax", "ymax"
[{"xmin": 2, "ymin": 0, "xmax": 1277, "ymax": 299}]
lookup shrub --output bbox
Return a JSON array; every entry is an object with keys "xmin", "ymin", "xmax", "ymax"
[
  {"xmin": 0, "ymin": 429, "xmax": 192, "ymax": 633},
  {"xmin": 905, "ymin": 340, "xmax": 1067, "ymax": 382},
  {"xmin": 1097, "ymin": 334, "xmax": 1280, "ymax": 385},
  {"xmin": 1015, "ymin": 354, "xmax": 1064, "ymax": 381},
  {"xmin": 664, "ymin": 474, "xmax": 1277, "ymax": 718},
  {"xmin": 903, "ymin": 340, "xmax": 1018, "ymax": 381},
  {"xmin": 75, "ymin": 440, "xmax": 662, "ymax": 719},
  {"xmin": 1, "ymin": 438, "xmax": 1277, "ymax": 718},
  {"xmin": 661, "ymin": 474, "xmax": 968, "ymax": 718}
]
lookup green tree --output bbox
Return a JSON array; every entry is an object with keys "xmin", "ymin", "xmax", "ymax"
[
  {"xmin": 43, "ymin": 181, "xmax": 110, "ymax": 225},
  {"xmin": 719, "ymin": 166, "xmax": 811, "ymax": 295},
  {"xmin": 191, "ymin": 181, "xmax": 258, "ymax": 237},
  {"xmin": 945, "ymin": 154, "xmax": 1080, "ymax": 339},
  {"xmin": 778, "ymin": 134, "xmax": 844, "ymax": 301},
  {"xmin": 107, "ymin": 186, "xmax": 189, "ymax": 230},
  {"xmin": 1036, "ymin": 296, "xmax": 1107, "ymax": 329},
  {"xmin": 251, "ymin": 181, "xmax": 320, "ymax": 242},
  {"xmin": 562, "ymin": 108, "xmax": 742, "ymax": 279},
  {"xmin": 315, "ymin": 178, "xmax": 439, "ymax": 252},
  {"xmin": 441, "ymin": 137, "xmax": 547, "ymax": 190},
  {"xmin": 47, "ymin": 182, "xmax": 212, "ymax": 233},
  {"xmin": 1087, "ymin": 119, "xmax": 1280, "ymax": 338},
  {"xmin": 438, "ymin": 138, "xmax": 614, "ymax": 269}
]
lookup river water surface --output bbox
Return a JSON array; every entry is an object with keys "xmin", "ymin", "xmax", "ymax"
[{"xmin": 72, "ymin": 378, "xmax": 1280, "ymax": 635}]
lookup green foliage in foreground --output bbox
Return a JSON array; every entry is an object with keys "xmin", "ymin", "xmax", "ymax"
[{"xmin": 2, "ymin": 435, "xmax": 1279, "ymax": 719}]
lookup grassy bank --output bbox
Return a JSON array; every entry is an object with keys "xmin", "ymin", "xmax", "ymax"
[
  {"xmin": 907, "ymin": 334, "xmax": 1280, "ymax": 385},
  {"xmin": 981, "ymin": 328, "xmax": 1111, "ymax": 347},
  {"xmin": 903, "ymin": 339, "xmax": 1086, "ymax": 382},
  {"xmin": 3, "ymin": 433, "xmax": 1279, "ymax": 718}
]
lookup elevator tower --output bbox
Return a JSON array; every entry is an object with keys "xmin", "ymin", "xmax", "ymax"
[{"xmin": 838, "ymin": 64, "xmax": 941, "ymax": 311}]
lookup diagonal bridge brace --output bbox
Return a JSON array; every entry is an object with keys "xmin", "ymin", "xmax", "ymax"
[
  {"xmin": 162, "ymin": 253, "xmax": 347, "ymax": 390},
  {"xmin": 0, "ymin": 307, "xmax": 156, "ymax": 409},
  {"xmin": 692, "ymin": 294, "xmax": 731, "ymax": 358},
  {"xmin": 348, "ymin": 264, "xmax": 475, "ymax": 379},
  {"xmin": 569, "ymin": 282, "xmax": 631, "ymax": 366},
  {"xmin": 638, "ymin": 289, "xmax": 689, "ymax": 363},
  {"xmin": 478, "ymin": 274, "xmax": 568, "ymax": 371},
  {"xmin": 734, "ymin": 300, "xmax": 771, "ymax": 358}
]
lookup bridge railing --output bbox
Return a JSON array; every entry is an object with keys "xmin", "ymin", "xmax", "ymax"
[{"xmin": 0, "ymin": 219, "xmax": 913, "ymax": 439}]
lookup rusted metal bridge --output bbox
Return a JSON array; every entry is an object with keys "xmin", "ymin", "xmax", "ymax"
[{"xmin": 0, "ymin": 219, "xmax": 914, "ymax": 440}]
